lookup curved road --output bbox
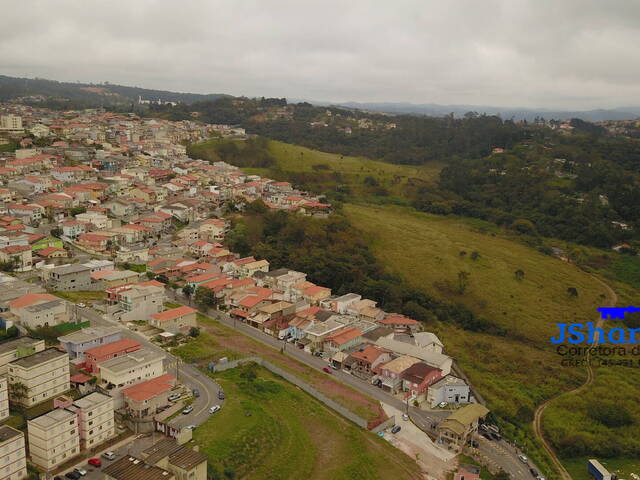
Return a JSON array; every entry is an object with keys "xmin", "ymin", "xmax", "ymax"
[{"xmin": 532, "ymin": 274, "xmax": 618, "ymax": 480}]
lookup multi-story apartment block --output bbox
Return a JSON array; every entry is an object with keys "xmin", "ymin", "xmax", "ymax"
[
  {"xmin": 27, "ymin": 408, "xmax": 79, "ymax": 471},
  {"xmin": 8, "ymin": 348, "xmax": 70, "ymax": 407},
  {"xmin": 0, "ymin": 115, "xmax": 22, "ymax": 132},
  {"xmin": 57, "ymin": 326, "xmax": 122, "ymax": 361},
  {"xmin": 45, "ymin": 264, "xmax": 92, "ymax": 291},
  {"xmin": 112, "ymin": 281, "xmax": 165, "ymax": 322},
  {"xmin": 0, "ymin": 377, "xmax": 8, "ymax": 423},
  {"xmin": 0, "ymin": 425, "xmax": 27, "ymax": 480},
  {"xmin": 0, "ymin": 337, "xmax": 45, "ymax": 375},
  {"xmin": 69, "ymin": 392, "xmax": 115, "ymax": 449}
]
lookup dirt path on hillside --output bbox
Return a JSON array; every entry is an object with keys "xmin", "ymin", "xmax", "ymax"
[{"xmin": 532, "ymin": 273, "xmax": 618, "ymax": 480}]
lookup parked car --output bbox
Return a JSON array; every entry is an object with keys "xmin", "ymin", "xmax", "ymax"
[
  {"xmin": 401, "ymin": 414, "xmax": 409, "ymax": 421},
  {"xmin": 438, "ymin": 401, "xmax": 447, "ymax": 408},
  {"xmin": 168, "ymin": 392, "xmax": 181, "ymax": 402},
  {"xmin": 65, "ymin": 473, "xmax": 80, "ymax": 480},
  {"xmin": 74, "ymin": 468, "xmax": 87, "ymax": 476},
  {"xmin": 209, "ymin": 405, "xmax": 221, "ymax": 414},
  {"xmin": 192, "ymin": 389, "xmax": 200, "ymax": 398},
  {"xmin": 182, "ymin": 405, "xmax": 194, "ymax": 414},
  {"xmin": 518, "ymin": 455, "xmax": 528, "ymax": 464},
  {"xmin": 530, "ymin": 468, "xmax": 539, "ymax": 477},
  {"xmin": 77, "ymin": 303, "xmax": 86, "ymax": 308},
  {"xmin": 186, "ymin": 424, "xmax": 197, "ymax": 430},
  {"xmin": 218, "ymin": 390, "xmax": 225, "ymax": 400},
  {"xmin": 391, "ymin": 425, "xmax": 401, "ymax": 434},
  {"xmin": 481, "ymin": 432, "xmax": 493, "ymax": 440},
  {"xmin": 330, "ymin": 364, "xmax": 338, "ymax": 370},
  {"xmin": 88, "ymin": 458, "xmax": 101, "ymax": 467},
  {"xmin": 102, "ymin": 451, "xmax": 116, "ymax": 460},
  {"xmin": 322, "ymin": 367, "xmax": 333, "ymax": 374},
  {"xmin": 489, "ymin": 432, "xmax": 502, "ymax": 441}
]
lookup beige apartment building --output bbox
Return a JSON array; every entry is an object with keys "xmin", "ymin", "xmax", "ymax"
[
  {"xmin": 0, "ymin": 337, "xmax": 45, "ymax": 375},
  {"xmin": 27, "ymin": 408, "xmax": 79, "ymax": 471},
  {"xmin": 0, "ymin": 425, "xmax": 27, "ymax": 480},
  {"xmin": 115, "ymin": 282, "xmax": 165, "ymax": 322},
  {"xmin": 8, "ymin": 348, "xmax": 70, "ymax": 407},
  {"xmin": 0, "ymin": 377, "xmax": 8, "ymax": 422},
  {"xmin": 69, "ymin": 392, "xmax": 115, "ymax": 449},
  {"xmin": 98, "ymin": 349, "xmax": 164, "ymax": 408}
]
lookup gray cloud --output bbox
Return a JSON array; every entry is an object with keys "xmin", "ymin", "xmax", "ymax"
[{"xmin": 1, "ymin": 0, "xmax": 639, "ymax": 109}]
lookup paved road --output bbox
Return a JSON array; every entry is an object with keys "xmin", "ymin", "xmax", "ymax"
[{"xmin": 78, "ymin": 308, "xmax": 223, "ymax": 431}]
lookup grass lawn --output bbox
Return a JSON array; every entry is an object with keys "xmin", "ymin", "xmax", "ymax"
[
  {"xmin": 53, "ymin": 320, "xmax": 90, "ymax": 334},
  {"xmin": 164, "ymin": 302, "xmax": 182, "ymax": 309},
  {"xmin": 193, "ymin": 364, "xmax": 423, "ymax": 480},
  {"xmin": 53, "ymin": 291, "xmax": 106, "ymax": 303}
]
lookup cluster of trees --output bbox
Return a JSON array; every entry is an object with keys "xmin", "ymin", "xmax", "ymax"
[
  {"xmin": 225, "ymin": 202, "xmax": 503, "ymax": 334},
  {"xmin": 434, "ymin": 134, "xmax": 640, "ymax": 248}
]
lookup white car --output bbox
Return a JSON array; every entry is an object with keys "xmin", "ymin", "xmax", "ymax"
[
  {"xmin": 77, "ymin": 303, "xmax": 86, "ymax": 308},
  {"xmin": 186, "ymin": 424, "xmax": 196, "ymax": 430},
  {"xmin": 438, "ymin": 402, "xmax": 447, "ymax": 408},
  {"xmin": 209, "ymin": 405, "xmax": 221, "ymax": 414},
  {"xmin": 102, "ymin": 451, "xmax": 116, "ymax": 460},
  {"xmin": 167, "ymin": 392, "xmax": 181, "ymax": 402},
  {"xmin": 518, "ymin": 454, "xmax": 528, "ymax": 463},
  {"xmin": 74, "ymin": 467, "xmax": 87, "ymax": 476},
  {"xmin": 402, "ymin": 414, "xmax": 409, "ymax": 421}
]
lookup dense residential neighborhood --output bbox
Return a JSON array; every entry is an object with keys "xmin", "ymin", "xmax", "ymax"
[{"xmin": 0, "ymin": 103, "xmax": 537, "ymax": 480}]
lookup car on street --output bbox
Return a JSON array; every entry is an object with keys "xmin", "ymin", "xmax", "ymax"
[
  {"xmin": 402, "ymin": 414, "xmax": 409, "ymax": 421},
  {"xmin": 481, "ymin": 432, "xmax": 493, "ymax": 440},
  {"xmin": 77, "ymin": 303, "xmax": 86, "ymax": 308},
  {"xmin": 518, "ymin": 455, "xmax": 528, "ymax": 464},
  {"xmin": 65, "ymin": 473, "xmax": 80, "ymax": 480},
  {"xmin": 530, "ymin": 468, "xmax": 539, "ymax": 477},
  {"xmin": 391, "ymin": 425, "xmax": 401, "ymax": 434},
  {"xmin": 168, "ymin": 392, "xmax": 181, "ymax": 402},
  {"xmin": 192, "ymin": 389, "xmax": 200, "ymax": 398},
  {"xmin": 88, "ymin": 458, "xmax": 101, "ymax": 467},
  {"xmin": 102, "ymin": 451, "xmax": 116, "ymax": 460},
  {"xmin": 438, "ymin": 401, "xmax": 447, "ymax": 408},
  {"xmin": 218, "ymin": 390, "xmax": 225, "ymax": 400},
  {"xmin": 322, "ymin": 367, "xmax": 332, "ymax": 374},
  {"xmin": 182, "ymin": 405, "xmax": 194, "ymax": 414},
  {"xmin": 74, "ymin": 467, "xmax": 87, "ymax": 476},
  {"xmin": 209, "ymin": 405, "xmax": 221, "ymax": 414},
  {"xmin": 186, "ymin": 424, "xmax": 196, "ymax": 430}
]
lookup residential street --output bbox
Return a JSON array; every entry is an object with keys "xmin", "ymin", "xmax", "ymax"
[{"xmin": 78, "ymin": 307, "xmax": 223, "ymax": 431}]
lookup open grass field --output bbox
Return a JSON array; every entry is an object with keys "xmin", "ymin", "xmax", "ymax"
[
  {"xmin": 563, "ymin": 458, "xmax": 640, "ymax": 480},
  {"xmin": 344, "ymin": 203, "xmax": 608, "ymax": 342},
  {"xmin": 193, "ymin": 364, "xmax": 423, "ymax": 480}
]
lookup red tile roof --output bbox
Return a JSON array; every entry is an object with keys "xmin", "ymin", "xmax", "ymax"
[
  {"xmin": 150, "ymin": 305, "xmax": 197, "ymax": 322},
  {"xmin": 85, "ymin": 338, "xmax": 141, "ymax": 358},
  {"xmin": 122, "ymin": 374, "xmax": 176, "ymax": 402},
  {"xmin": 9, "ymin": 293, "xmax": 58, "ymax": 309}
]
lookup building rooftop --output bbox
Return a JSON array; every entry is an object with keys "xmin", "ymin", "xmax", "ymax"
[
  {"xmin": 85, "ymin": 337, "xmax": 140, "ymax": 358},
  {"xmin": 73, "ymin": 391, "xmax": 112, "ymax": 410},
  {"xmin": 0, "ymin": 425, "xmax": 22, "ymax": 444},
  {"xmin": 122, "ymin": 374, "xmax": 175, "ymax": 402},
  {"xmin": 149, "ymin": 306, "xmax": 197, "ymax": 323},
  {"xmin": 0, "ymin": 336, "xmax": 43, "ymax": 356},
  {"xmin": 99, "ymin": 349, "xmax": 164, "ymax": 373},
  {"xmin": 58, "ymin": 325, "xmax": 121, "ymax": 345},
  {"xmin": 102, "ymin": 456, "xmax": 174, "ymax": 480},
  {"xmin": 10, "ymin": 347, "xmax": 67, "ymax": 369},
  {"xmin": 143, "ymin": 437, "xmax": 207, "ymax": 470},
  {"xmin": 28, "ymin": 407, "xmax": 76, "ymax": 429},
  {"xmin": 51, "ymin": 263, "xmax": 91, "ymax": 276}
]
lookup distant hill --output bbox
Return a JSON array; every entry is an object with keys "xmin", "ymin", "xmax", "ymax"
[
  {"xmin": 326, "ymin": 101, "xmax": 640, "ymax": 122},
  {"xmin": 0, "ymin": 74, "xmax": 229, "ymax": 106}
]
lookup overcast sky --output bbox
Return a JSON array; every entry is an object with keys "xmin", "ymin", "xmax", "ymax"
[{"xmin": 1, "ymin": 0, "xmax": 639, "ymax": 109}]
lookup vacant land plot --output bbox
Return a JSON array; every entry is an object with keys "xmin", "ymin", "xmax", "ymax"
[
  {"xmin": 173, "ymin": 313, "xmax": 385, "ymax": 423},
  {"xmin": 193, "ymin": 364, "xmax": 424, "ymax": 480},
  {"xmin": 53, "ymin": 290, "xmax": 106, "ymax": 303}
]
